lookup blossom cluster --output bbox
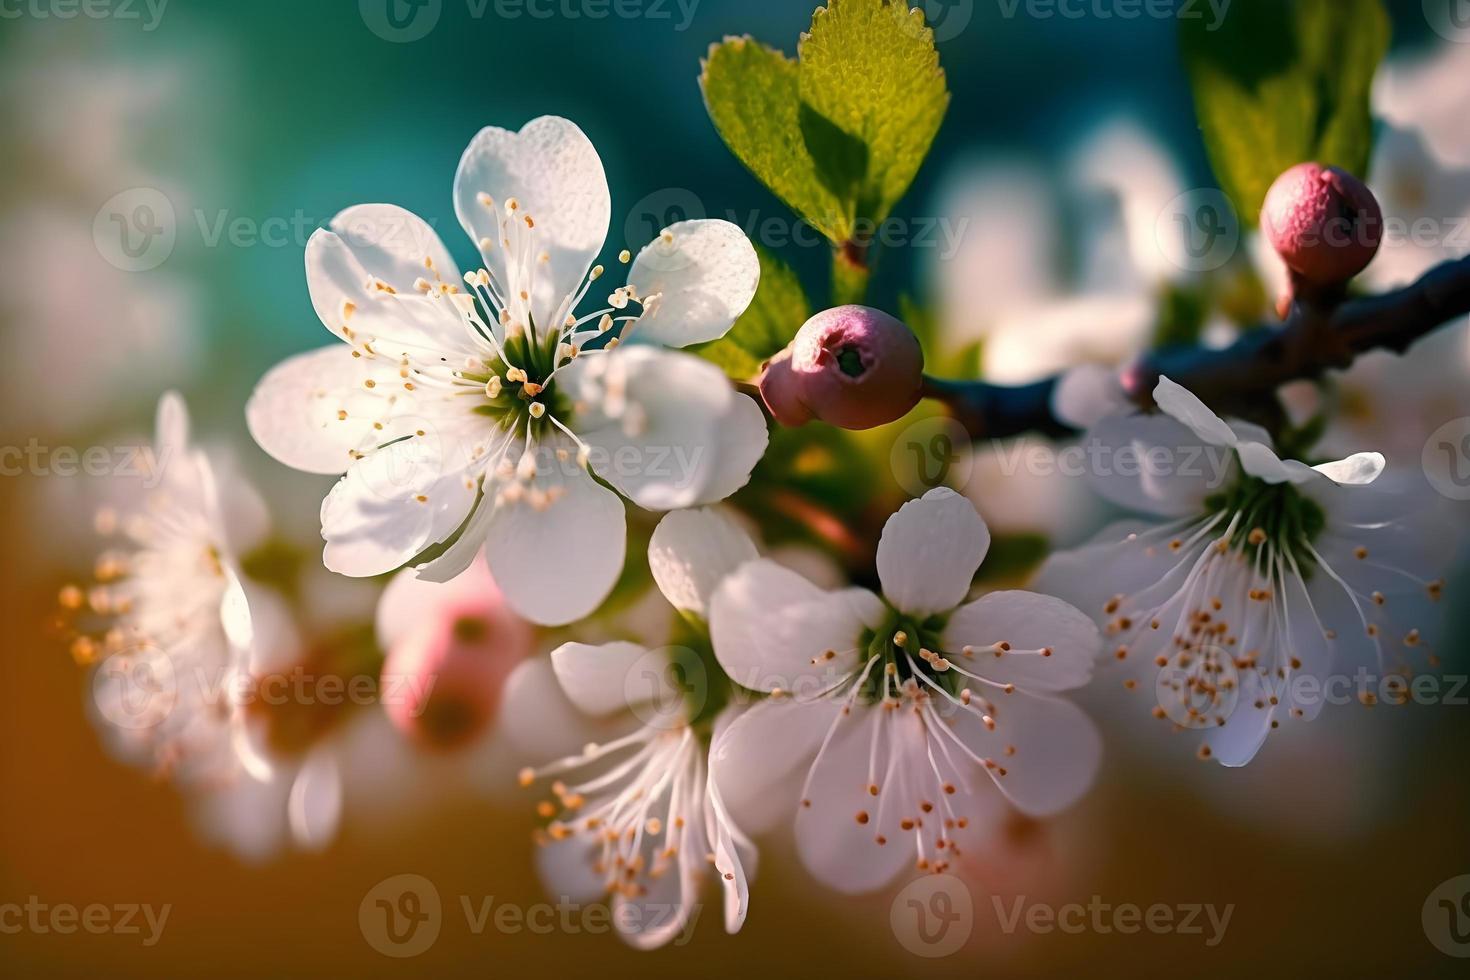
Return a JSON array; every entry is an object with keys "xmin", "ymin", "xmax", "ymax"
[{"xmin": 60, "ymin": 108, "xmax": 1462, "ymax": 951}]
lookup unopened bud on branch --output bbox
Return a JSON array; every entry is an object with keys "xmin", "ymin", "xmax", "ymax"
[
  {"xmin": 1262, "ymin": 162, "xmax": 1383, "ymax": 295},
  {"xmin": 759, "ymin": 305, "xmax": 924, "ymax": 430}
]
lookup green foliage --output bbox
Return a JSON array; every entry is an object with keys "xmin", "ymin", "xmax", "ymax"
[
  {"xmin": 750, "ymin": 421, "xmax": 887, "ymax": 529},
  {"xmin": 1151, "ymin": 281, "xmax": 1212, "ymax": 348},
  {"xmin": 691, "ymin": 245, "xmax": 811, "ymax": 380},
  {"xmin": 700, "ymin": 0, "xmax": 949, "ymax": 250},
  {"xmin": 798, "ymin": 0, "xmax": 949, "ymax": 230},
  {"xmin": 1180, "ymin": 0, "xmax": 1389, "ymax": 226},
  {"xmin": 700, "ymin": 37, "xmax": 853, "ymax": 243}
]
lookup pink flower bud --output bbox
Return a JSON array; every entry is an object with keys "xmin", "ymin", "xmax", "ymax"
[
  {"xmin": 1262, "ymin": 162, "xmax": 1383, "ymax": 288},
  {"xmin": 381, "ymin": 586, "xmax": 532, "ymax": 750},
  {"xmin": 758, "ymin": 305, "xmax": 925, "ymax": 430}
]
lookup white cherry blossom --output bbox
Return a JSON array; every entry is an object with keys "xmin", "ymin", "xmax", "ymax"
[
  {"xmin": 707, "ymin": 488, "xmax": 1103, "ymax": 894},
  {"xmin": 1035, "ymin": 377, "xmax": 1450, "ymax": 766},
  {"xmin": 501, "ymin": 507, "xmax": 759, "ymax": 949},
  {"xmin": 247, "ymin": 116, "xmax": 764, "ymax": 626},
  {"xmin": 63, "ymin": 393, "xmax": 270, "ymax": 786}
]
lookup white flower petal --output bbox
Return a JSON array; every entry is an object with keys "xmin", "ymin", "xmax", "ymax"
[
  {"xmin": 1084, "ymin": 411, "xmax": 1236, "ymax": 516},
  {"xmin": 710, "ymin": 559, "xmax": 882, "ymax": 694},
  {"xmin": 794, "ymin": 706, "xmax": 914, "ymax": 894},
  {"xmin": 247, "ymin": 345, "xmax": 408, "ymax": 476},
  {"xmin": 550, "ymin": 641, "xmax": 654, "ymax": 717},
  {"xmin": 626, "ymin": 219, "xmax": 759, "ymax": 348},
  {"xmin": 483, "ymin": 449, "xmax": 626, "ymax": 626},
  {"xmin": 453, "ymin": 116, "xmax": 610, "ymax": 331},
  {"xmin": 1052, "ymin": 363, "xmax": 1129, "ymax": 429},
  {"xmin": 947, "ymin": 690, "xmax": 1101, "ymax": 816},
  {"xmin": 1235, "ymin": 439, "xmax": 1313, "ymax": 484},
  {"xmin": 563, "ymin": 345, "xmax": 730, "ymax": 510},
  {"xmin": 535, "ymin": 834, "xmax": 607, "ymax": 905},
  {"xmin": 1030, "ymin": 520, "xmax": 1165, "ymax": 621},
  {"xmin": 327, "ymin": 203, "xmax": 460, "ymax": 291},
  {"xmin": 702, "ymin": 737, "xmax": 756, "ymax": 935},
  {"xmin": 648, "ymin": 508, "xmax": 758, "ymax": 618},
  {"xmin": 319, "ymin": 432, "xmax": 479, "ymax": 577},
  {"xmin": 710, "ymin": 698, "xmax": 841, "ymax": 835},
  {"xmin": 1201, "ymin": 668, "xmax": 1276, "ymax": 767},
  {"xmin": 693, "ymin": 393, "xmax": 768, "ymax": 506},
  {"xmin": 1311, "ymin": 451, "xmax": 1386, "ymax": 486},
  {"xmin": 305, "ymin": 210, "xmax": 470, "ymax": 357},
  {"xmin": 287, "ymin": 747, "xmax": 342, "ymax": 853},
  {"xmin": 876, "ymin": 488, "xmax": 991, "ymax": 617},
  {"xmin": 611, "ymin": 810, "xmax": 700, "ymax": 950},
  {"xmin": 1152, "ymin": 376, "xmax": 1237, "ymax": 448},
  {"xmin": 1278, "ymin": 570, "xmax": 1337, "ymax": 722},
  {"xmin": 410, "ymin": 497, "xmax": 494, "ymax": 585},
  {"xmin": 498, "ymin": 658, "xmax": 639, "ymax": 763},
  {"xmin": 211, "ymin": 450, "xmax": 272, "ymax": 556},
  {"xmin": 155, "ymin": 389, "xmax": 190, "ymax": 457},
  {"xmin": 941, "ymin": 591, "xmax": 1100, "ymax": 693}
]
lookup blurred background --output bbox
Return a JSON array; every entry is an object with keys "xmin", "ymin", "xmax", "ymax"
[{"xmin": 3, "ymin": 0, "xmax": 1469, "ymax": 975}]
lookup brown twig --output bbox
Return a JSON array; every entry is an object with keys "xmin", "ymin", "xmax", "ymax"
[{"xmin": 923, "ymin": 255, "xmax": 1470, "ymax": 439}]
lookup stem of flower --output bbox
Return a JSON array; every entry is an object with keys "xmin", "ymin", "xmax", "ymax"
[
  {"xmin": 831, "ymin": 240, "xmax": 871, "ymax": 306},
  {"xmin": 923, "ymin": 254, "xmax": 1470, "ymax": 439}
]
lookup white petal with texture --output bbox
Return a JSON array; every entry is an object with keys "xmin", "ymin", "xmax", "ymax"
[
  {"xmin": 942, "ymin": 591, "xmax": 1099, "ymax": 693},
  {"xmin": 453, "ymin": 116, "xmax": 609, "ymax": 332},
  {"xmin": 648, "ymin": 508, "xmax": 758, "ymax": 617},
  {"xmin": 947, "ymin": 690, "xmax": 1101, "ymax": 816},
  {"xmin": 550, "ymin": 641, "xmax": 654, "ymax": 717},
  {"xmin": 483, "ymin": 448, "xmax": 625, "ymax": 626},
  {"xmin": 247, "ymin": 345, "xmax": 410, "ymax": 475},
  {"xmin": 319, "ymin": 429, "xmax": 479, "ymax": 577},
  {"xmin": 876, "ymin": 488, "xmax": 991, "ymax": 616},
  {"xmin": 710, "ymin": 559, "xmax": 882, "ymax": 694},
  {"xmin": 563, "ymin": 345, "xmax": 730, "ymax": 510},
  {"xmin": 1153, "ymin": 375, "xmax": 1237, "ymax": 448},
  {"xmin": 626, "ymin": 219, "xmax": 759, "ymax": 348}
]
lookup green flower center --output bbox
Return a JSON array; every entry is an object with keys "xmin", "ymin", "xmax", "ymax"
[
  {"xmin": 1204, "ymin": 472, "xmax": 1326, "ymax": 570},
  {"xmin": 855, "ymin": 606, "xmax": 957, "ymax": 703},
  {"xmin": 463, "ymin": 329, "xmax": 574, "ymax": 436}
]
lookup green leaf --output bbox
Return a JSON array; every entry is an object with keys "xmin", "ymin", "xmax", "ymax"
[
  {"xmin": 691, "ymin": 245, "xmax": 811, "ymax": 380},
  {"xmin": 1181, "ymin": 0, "xmax": 1389, "ymax": 226},
  {"xmin": 700, "ymin": 0, "xmax": 949, "ymax": 247},
  {"xmin": 700, "ymin": 37, "xmax": 854, "ymax": 243},
  {"xmin": 798, "ymin": 0, "xmax": 949, "ymax": 227}
]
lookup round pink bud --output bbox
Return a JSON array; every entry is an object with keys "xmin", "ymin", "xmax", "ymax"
[
  {"xmin": 1261, "ymin": 162, "xmax": 1383, "ymax": 287},
  {"xmin": 381, "ymin": 590, "xmax": 532, "ymax": 751},
  {"xmin": 758, "ymin": 305, "xmax": 924, "ymax": 430}
]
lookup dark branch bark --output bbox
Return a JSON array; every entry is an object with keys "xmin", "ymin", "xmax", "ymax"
[{"xmin": 924, "ymin": 255, "xmax": 1470, "ymax": 439}]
